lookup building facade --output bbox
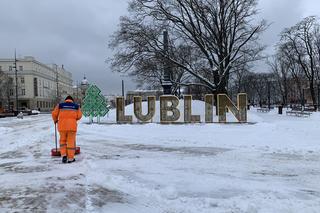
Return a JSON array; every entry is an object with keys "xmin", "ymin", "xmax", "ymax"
[{"xmin": 0, "ymin": 56, "xmax": 73, "ymax": 112}]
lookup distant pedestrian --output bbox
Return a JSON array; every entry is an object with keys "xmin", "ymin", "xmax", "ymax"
[
  {"xmin": 52, "ymin": 95, "xmax": 82, "ymax": 163},
  {"xmin": 17, "ymin": 112, "xmax": 24, "ymax": 119}
]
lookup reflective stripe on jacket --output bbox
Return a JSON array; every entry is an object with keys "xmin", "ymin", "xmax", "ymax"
[{"xmin": 52, "ymin": 100, "xmax": 82, "ymax": 132}]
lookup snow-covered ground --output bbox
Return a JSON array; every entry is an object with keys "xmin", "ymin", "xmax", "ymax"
[{"xmin": 0, "ymin": 103, "xmax": 320, "ymax": 213}]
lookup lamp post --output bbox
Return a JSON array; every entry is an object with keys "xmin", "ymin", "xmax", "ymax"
[
  {"xmin": 122, "ymin": 79, "xmax": 124, "ymax": 97},
  {"xmin": 54, "ymin": 65, "xmax": 60, "ymax": 105},
  {"xmin": 120, "ymin": 75, "xmax": 127, "ymax": 105},
  {"xmin": 120, "ymin": 74, "xmax": 127, "ymax": 99},
  {"xmin": 316, "ymin": 65, "xmax": 320, "ymax": 111},
  {"xmin": 162, "ymin": 30, "xmax": 173, "ymax": 95},
  {"xmin": 267, "ymin": 80, "xmax": 271, "ymax": 110},
  {"xmin": 12, "ymin": 50, "xmax": 19, "ymax": 112},
  {"xmin": 302, "ymin": 88, "xmax": 305, "ymax": 110},
  {"xmin": 266, "ymin": 75, "xmax": 275, "ymax": 110},
  {"xmin": 76, "ymin": 81, "xmax": 79, "ymax": 103},
  {"xmin": 317, "ymin": 83, "xmax": 320, "ymax": 111}
]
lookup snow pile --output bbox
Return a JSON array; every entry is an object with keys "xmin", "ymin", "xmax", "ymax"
[
  {"xmin": 0, "ymin": 111, "xmax": 319, "ymax": 212},
  {"xmin": 31, "ymin": 110, "xmax": 40, "ymax": 114}
]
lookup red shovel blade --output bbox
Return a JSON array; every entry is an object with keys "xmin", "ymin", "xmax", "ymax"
[
  {"xmin": 51, "ymin": 147, "xmax": 81, "ymax": 157},
  {"xmin": 75, "ymin": 146, "xmax": 81, "ymax": 155},
  {"xmin": 51, "ymin": 148, "xmax": 61, "ymax": 157}
]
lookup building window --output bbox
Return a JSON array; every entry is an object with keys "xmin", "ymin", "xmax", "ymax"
[
  {"xmin": 9, "ymin": 89, "xmax": 13, "ymax": 96},
  {"xmin": 9, "ymin": 66, "xmax": 12, "ymax": 71},
  {"xmin": 34, "ymin": 78, "xmax": 38, "ymax": 97},
  {"xmin": 44, "ymin": 80, "xmax": 49, "ymax": 89},
  {"xmin": 21, "ymin": 77, "xmax": 25, "ymax": 84},
  {"xmin": 19, "ymin": 66, "xmax": 23, "ymax": 71},
  {"xmin": 21, "ymin": 89, "xmax": 25, "ymax": 96},
  {"xmin": 9, "ymin": 102, "xmax": 14, "ymax": 110}
]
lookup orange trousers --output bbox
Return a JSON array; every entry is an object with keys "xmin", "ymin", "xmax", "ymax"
[{"xmin": 59, "ymin": 131, "xmax": 76, "ymax": 159}]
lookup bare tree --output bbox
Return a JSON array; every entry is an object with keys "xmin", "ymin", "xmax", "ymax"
[
  {"xmin": 110, "ymin": 0, "xmax": 267, "ymax": 94},
  {"xmin": 109, "ymin": 16, "xmax": 192, "ymax": 91},
  {"xmin": 280, "ymin": 16, "xmax": 320, "ymax": 105},
  {"xmin": 276, "ymin": 43, "xmax": 306, "ymax": 106},
  {"xmin": 267, "ymin": 55, "xmax": 290, "ymax": 105},
  {"xmin": 230, "ymin": 52, "xmax": 253, "ymax": 95}
]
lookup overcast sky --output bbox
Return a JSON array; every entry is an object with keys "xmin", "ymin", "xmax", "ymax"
[{"xmin": 0, "ymin": 0, "xmax": 319, "ymax": 95}]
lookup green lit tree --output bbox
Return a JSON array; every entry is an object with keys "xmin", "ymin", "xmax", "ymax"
[{"xmin": 82, "ymin": 85, "xmax": 109, "ymax": 123}]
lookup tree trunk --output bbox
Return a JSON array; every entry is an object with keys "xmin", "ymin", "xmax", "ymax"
[
  {"xmin": 214, "ymin": 79, "xmax": 229, "ymax": 115},
  {"xmin": 284, "ymin": 86, "xmax": 288, "ymax": 105},
  {"xmin": 309, "ymin": 81, "xmax": 317, "ymax": 106}
]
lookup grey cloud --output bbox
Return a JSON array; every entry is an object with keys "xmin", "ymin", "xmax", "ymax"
[
  {"xmin": 258, "ymin": 0, "xmax": 304, "ymax": 53},
  {"xmin": 0, "ymin": 0, "xmax": 134, "ymax": 94},
  {"xmin": 0, "ymin": 0, "xmax": 319, "ymax": 92}
]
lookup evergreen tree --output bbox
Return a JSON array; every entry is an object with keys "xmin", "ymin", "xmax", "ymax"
[{"xmin": 82, "ymin": 85, "xmax": 109, "ymax": 123}]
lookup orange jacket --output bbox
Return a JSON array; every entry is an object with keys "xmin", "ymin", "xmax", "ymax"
[{"xmin": 52, "ymin": 100, "xmax": 82, "ymax": 132}]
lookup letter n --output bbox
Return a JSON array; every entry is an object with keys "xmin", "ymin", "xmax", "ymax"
[
  {"xmin": 116, "ymin": 97, "xmax": 132, "ymax": 124},
  {"xmin": 204, "ymin": 94, "xmax": 214, "ymax": 123},
  {"xmin": 217, "ymin": 93, "xmax": 247, "ymax": 123}
]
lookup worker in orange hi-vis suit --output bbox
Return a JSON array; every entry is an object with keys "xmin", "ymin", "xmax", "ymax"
[{"xmin": 52, "ymin": 95, "xmax": 82, "ymax": 163}]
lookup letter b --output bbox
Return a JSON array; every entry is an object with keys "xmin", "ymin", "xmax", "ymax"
[{"xmin": 160, "ymin": 96, "xmax": 180, "ymax": 123}]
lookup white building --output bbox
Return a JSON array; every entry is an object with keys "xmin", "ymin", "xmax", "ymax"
[{"xmin": 0, "ymin": 56, "xmax": 73, "ymax": 111}]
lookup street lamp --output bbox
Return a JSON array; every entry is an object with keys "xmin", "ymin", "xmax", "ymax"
[
  {"xmin": 316, "ymin": 64, "xmax": 320, "ymax": 111},
  {"xmin": 122, "ymin": 79, "xmax": 125, "ymax": 97},
  {"xmin": 162, "ymin": 30, "xmax": 173, "ymax": 95},
  {"xmin": 12, "ymin": 50, "xmax": 19, "ymax": 113},
  {"xmin": 55, "ymin": 66, "xmax": 59, "ymax": 105},
  {"xmin": 266, "ymin": 76, "xmax": 275, "ymax": 110},
  {"xmin": 267, "ymin": 80, "xmax": 271, "ymax": 110},
  {"xmin": 76, "ymin": 81, "xmax": 79, "ymax": 103},
  {"xmin": 120, "ymin": 74, "xmax": 127, "ymax": 98},
  {"xmin": 302, "ymin": 88, "xmax": 305, "ymax": 109},
  {"xmin": 317, "ymin": 81, "xmax": 320, "ymax": 111}
]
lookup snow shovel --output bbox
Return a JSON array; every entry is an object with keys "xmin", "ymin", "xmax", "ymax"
[{"xmin": 51, "ymin": 123, "xmax": 81, "ymax": 157}]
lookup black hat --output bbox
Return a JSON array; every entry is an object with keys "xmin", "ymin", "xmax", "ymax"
[{"xmin": 65, "ymin": 95, "xmax": 74, "ymax": 101}]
